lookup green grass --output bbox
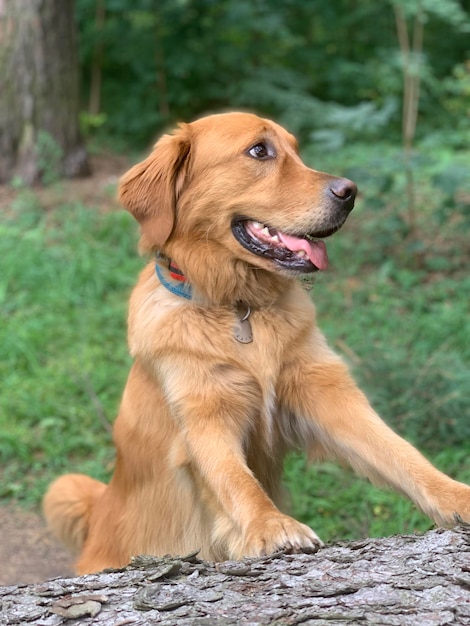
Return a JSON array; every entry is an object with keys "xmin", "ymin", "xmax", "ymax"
[
  {"xmin": 0, "ymin": 194, "xmax": 141, "ymax": 502},
  {"xmin": 1, "ymin": 141, "xmax": 469, "ymax": 543}
]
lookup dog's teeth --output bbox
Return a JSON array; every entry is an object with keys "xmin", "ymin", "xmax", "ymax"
[
  {"xmin": 297, "ymin": 250, "xmax": 307, "ymax": 258},
  {"xmin": 261, "ymin": 227, "xmax": 270, "ymax": 237},
  {"xmin": 252, "ymin": 221, "xmax": 264, "ymax": 229},
  {"xmin": 271, "ymin": 234, "xmax": 280, "ymax": 243}
]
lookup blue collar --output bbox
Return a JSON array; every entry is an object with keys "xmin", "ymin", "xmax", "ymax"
[{"xmin": 155, "ymin": 261, "xmax": 193, "ymax": 300}]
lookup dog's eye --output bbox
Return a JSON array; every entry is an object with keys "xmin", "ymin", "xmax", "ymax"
[{"xmin": 247, "ymin": 143, "xmax": 274, "ymax": 160}]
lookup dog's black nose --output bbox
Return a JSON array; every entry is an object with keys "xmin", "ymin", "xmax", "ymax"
[{"xmin": 328, "ymin": 178, "xmax": 357, "ymax": 212}]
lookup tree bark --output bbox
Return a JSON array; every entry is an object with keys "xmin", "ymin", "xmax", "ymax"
[
  {"xmin": 1, "ymin": 527, "xmax": 469, "ymax": 625},
  {"xmin": 0, "ymin": 0, "xmax": 90, "ymax": 184}
]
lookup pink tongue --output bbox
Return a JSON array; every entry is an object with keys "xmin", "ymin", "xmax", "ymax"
[{"xmin": 278, "ymin": 233, "xmax": 329, "ymax": 270}]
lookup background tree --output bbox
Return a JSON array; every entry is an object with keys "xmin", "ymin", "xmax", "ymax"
[
  {"xmin": 0, "ymin": 0, "xmax": 89, "ymax": 184},
  {"xmin": 391, "ymin": 0, "xmax": 470, "ymax": 244}
]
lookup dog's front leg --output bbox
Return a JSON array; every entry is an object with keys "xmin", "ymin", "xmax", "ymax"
[
  {"xmin": 160, "ymin": 357, "xmax": 321, "ymax": 558},
  {"xmin": 279, "ymin": 338, "xmax": 470, "ymax": 527}
]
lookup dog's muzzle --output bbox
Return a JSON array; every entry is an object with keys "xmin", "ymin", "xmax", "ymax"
[{"xmin": 232, "ymin": 177, "xmax": 357, "ymax": 273}]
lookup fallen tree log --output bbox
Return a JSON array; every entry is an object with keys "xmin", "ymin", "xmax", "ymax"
[{"xmin": 1, "ymin": 526, "xmax": 469, "ymax": 625}]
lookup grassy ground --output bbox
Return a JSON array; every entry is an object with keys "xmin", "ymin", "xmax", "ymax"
[{"xmin": 1, "ymin": 143, "xmax": 469, "ymax": 543}]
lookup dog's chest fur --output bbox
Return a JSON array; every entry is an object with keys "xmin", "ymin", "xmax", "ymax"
[{"xmin": 128, "ymin": 264, "xmax": 317, "ymax": 450}]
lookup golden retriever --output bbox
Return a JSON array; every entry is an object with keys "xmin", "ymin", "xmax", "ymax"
[{"xmin": 43, "ymin": 112, "xmax": 470, "ymax": 574}]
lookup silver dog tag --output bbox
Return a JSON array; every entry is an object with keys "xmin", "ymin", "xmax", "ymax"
[{"xmin": 234, "ymin": 305, "xmax": 253, "ymax": 344}]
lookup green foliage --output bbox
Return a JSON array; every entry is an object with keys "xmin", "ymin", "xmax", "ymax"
[
  {"xmin": 79, "ymin": 111, "xmax": 108, "ymax": 137},
  {"xmin": 0, "ymin": 197, "xmax": 141, "ymax": 502},
  {"xmin": 392, "ymin": 0, "xmax": 470, "ymax": 29},
  {"xmin": 75, "ymin": 0, "xmax": 470, "ymax": 147},
  {"xmin": 440, "ymin": 60, "xmax": 470, "ymax": 147},
  {"xmin": 35, "ymin": 131, "xmax": 63, "ymax": 186}
]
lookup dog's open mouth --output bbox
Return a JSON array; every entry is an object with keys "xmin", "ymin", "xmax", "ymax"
[{"xmin": 232, "ymin": 218, "xmax": 336, "ymax": 273}]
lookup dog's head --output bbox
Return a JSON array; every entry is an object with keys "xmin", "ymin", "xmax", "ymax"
[{"xmin": 119, "ymin": 112, "xmax": 356, "ymax": 276}]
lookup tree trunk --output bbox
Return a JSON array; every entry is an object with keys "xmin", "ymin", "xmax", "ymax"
[
  {"xmin": 0, "ymin": 0, "xmax": 90, "ymax": 185},
  {"xmin": 1, "ymin": 527, "xmax": 469, "ymax": 625},
  {"xmin": 393, "ymin": 3, "xmax": 424, "ymax": 246}
]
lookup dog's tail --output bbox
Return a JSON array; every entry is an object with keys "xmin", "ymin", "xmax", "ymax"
[{"xmin": 42, "ymin": 474, "xmax": 107, "ymax": 553}]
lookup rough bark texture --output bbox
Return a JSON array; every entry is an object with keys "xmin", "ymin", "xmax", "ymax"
[
  {"xmin": 1, "ymin": 527, "xmax": 469, "ymax": 625},
  {"xmin": 0, "ymin": 0, "xmax": 89, "ymax": 184}
]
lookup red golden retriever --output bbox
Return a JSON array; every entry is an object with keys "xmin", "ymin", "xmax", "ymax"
[{"xmin": 43, "ymin": 112, "xmax": 470, "ymax": 574}]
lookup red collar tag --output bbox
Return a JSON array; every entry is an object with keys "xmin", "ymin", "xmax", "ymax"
[{"xmin": 168, "ymin": 261, "xmax": 186, "ymax": 283}]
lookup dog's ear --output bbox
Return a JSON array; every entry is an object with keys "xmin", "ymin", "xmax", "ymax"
[{"xmin": 119, "ymin": 124, "xmax": 191, "ymax": 248}]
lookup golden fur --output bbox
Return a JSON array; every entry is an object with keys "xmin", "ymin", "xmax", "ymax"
[{"xmin": 43, "ymin": 112, "xmax": 470, "ymax": 574}]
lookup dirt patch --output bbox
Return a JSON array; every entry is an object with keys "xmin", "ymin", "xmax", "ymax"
[
  {"xmin": 0, "ymin": 506, "xmax": 74, "ymax": 586},
  {"xmin": 0, "ymin": 151, "xmax": 131, "ymax": 214}
]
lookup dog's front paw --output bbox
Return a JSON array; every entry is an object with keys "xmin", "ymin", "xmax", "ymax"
[
  {"xmin": 241, "ymin": 513, "xmax": 322, "ymax": 558},
  {"xmin": 428, "ymin": 481, "xmax": 470, "ymax": 527},
  {"xmin": 449, "ymin": 484, "xmax": 470, "ymax": 526}
]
